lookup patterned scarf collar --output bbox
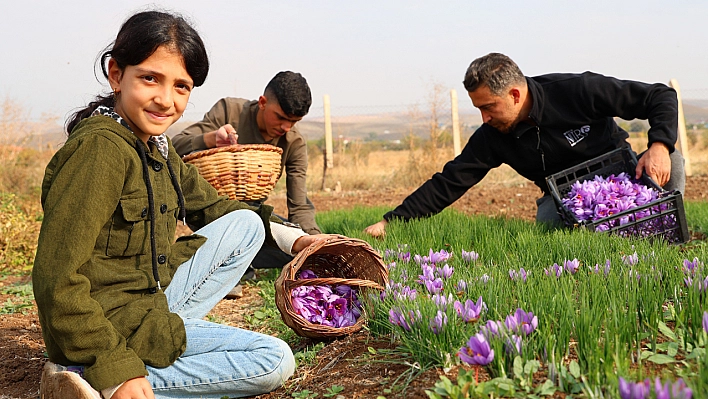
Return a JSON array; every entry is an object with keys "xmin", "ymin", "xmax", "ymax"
[{"xmin": 92, "ymin": 105, "xmax": 169, "ymax": 159}]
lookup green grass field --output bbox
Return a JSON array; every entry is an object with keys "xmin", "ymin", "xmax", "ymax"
[{"xmin": 263, "ymin": 201, "xmax": 708, "ymax": 398}]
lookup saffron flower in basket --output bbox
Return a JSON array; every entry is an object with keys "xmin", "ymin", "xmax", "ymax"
[
  {"xmin": 561, "ymin": 173, "xmax": 660, "ymax": 225},
  {"xmin": 290, "ymin": 269, "xmax": 362, "ymax": 328}
]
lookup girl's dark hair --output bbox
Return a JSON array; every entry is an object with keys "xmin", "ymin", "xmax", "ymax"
[{"xmin": 66, "ymin": 10, "xmax": 209, "ymax": 134}]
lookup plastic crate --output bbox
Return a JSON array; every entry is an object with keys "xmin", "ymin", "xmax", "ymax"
[{"xmin": 545, "ymin": 147, "xmax": 689, "ymax": 244}]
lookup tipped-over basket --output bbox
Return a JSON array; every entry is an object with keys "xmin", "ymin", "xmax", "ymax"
[
  {"xmin": 182, "ymin": 144, "xmax": 283, "ymax": 201},
  {"xmin": 275, "ymin": 237, "xmax": 389, "ymax": 339}
]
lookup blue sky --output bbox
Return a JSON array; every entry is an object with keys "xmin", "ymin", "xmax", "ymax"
[{"xmin": 1, "ymin": 1, "xmax": 706, "ymax": 121}]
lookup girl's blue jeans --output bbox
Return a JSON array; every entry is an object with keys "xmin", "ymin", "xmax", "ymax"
[{"xmin": 145, "ymin": 209, "xmax": 296, "ymax": 398}]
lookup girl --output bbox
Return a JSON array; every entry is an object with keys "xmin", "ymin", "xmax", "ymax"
[{"xmin": 34, "ymin": 10, "xmax": 328, "ymax": 399}]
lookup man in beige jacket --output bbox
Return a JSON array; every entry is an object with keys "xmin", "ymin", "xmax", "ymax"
[{"xmin": 173, "ymin": 72, "xmax": 320, "ymax": 295}]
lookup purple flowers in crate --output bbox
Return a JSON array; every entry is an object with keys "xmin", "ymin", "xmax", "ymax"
[
  {"xmin": 563, "ymin": 173, "xmax": 659, "ymax": 224},
  {"xmin": 458, "ymin": 333, "xmax": 494, "ymax": 366},
  {"xmin": 454, "ymin": 296, "xmax": 486, "ymax": 323},
  {"xmin": 291, "ymin": 270, "xmax": 362, "ymax": 328}
]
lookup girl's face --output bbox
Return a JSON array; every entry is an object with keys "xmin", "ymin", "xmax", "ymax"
[{"xmin": 108, "ymin": 45, "xmax": 193, "ymax": 143}]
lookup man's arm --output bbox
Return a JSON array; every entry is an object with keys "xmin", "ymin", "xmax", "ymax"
[
  {"xmin": 364, "ymin": 131, "xmax": 498, "ymax": 237},
  {"xmin": 580, "ymin": 73, "xmax": 678, "ymax": 184},
  {"xmin": 172, "ymin": 98, "xmax": 240, "ymax": 156},
  {"xmin": 284, "ymin": 137, "xmax": 321, "ymax": 234}
]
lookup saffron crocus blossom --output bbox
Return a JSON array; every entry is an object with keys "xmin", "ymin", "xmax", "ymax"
[
  {"xmin": 505, "ymin": 308, "xmax": 538, "ymax": 336},
  {"xmin": 669, "ymin": 379, "xmax": 693, "ymax": 399},
  {"xmin": 509, "ymin": 268, "xmax": 528, "ymax": 282},
  {"xmin": 454, "ymin": 296, "xmax": 485, "ymax": 323},
  {"xmin": 683, "ymin": 257, "xmax": 703, "ymax": 274},
  {"xmin": 414, "ymin": 249, "xmax": 453, "ymax": 265},
  {"xmin": 504, "ymin": 334, "xmax": 522, "ymax": 356},
  {"xmin": 618, "ymin": 377, "xmax": 651, "ymax": 399},
  {"xmin": 563, "ymin": 259, "xmax": 580, "ymax": 274},
  {"xmin": 437, "ymin": 264, "xmax": 454, "ymax": 279},
  {"xmin": 703, "ymin": 311, "xmax": 708, "ymax": 335},
  {"xmin": 432, "ymin": 293, "xmax": 453, "ymax": 310},
  {"xmin": 429, "ymin": 310, "xmax": 448, "ymax": 334},
  {"xmin": 389, "ymin": 307, "xmax": 421, "ymax": 332},
  {"xmin": 562, "ymin": 173, "xmax": 659, "ymax": 226},
  {"xmin": 590, "ymin": 259, "xmax": 611, "ymax": 276},
  {"xmin": 455, "ymin": 280, "xmax": 468, "ymax": 293},
  {"xmin": 479, "ymin": 274, "xmax": 491, "ymax": 284},
  {"xmin": 458, "ymin": 333, "xmax": 494, "ymax": 366},
  {"xmin": 544, "ymin": 263, "xmax": 563, "ymax": 278},
  {"xmin": 418, "ymin": 264, "xmax": 436, "ymax": 283},
  {"xmin": 622, "ymin": 252, "xmax": 639, "ymax": 266},
  {"xmin": 298, "ymin": 269, "xmax": 318, "ymax": 279},
  {"xmin": 461, "ymin": 250, "xmax": 479, "ymax": 263},
  {"xmin": 424, "ymin": 278, "xmax": 444, "ymax": 295},
  {"xmin": 480, "ymin": 319, "xmax": 503, "ymax": 339}
]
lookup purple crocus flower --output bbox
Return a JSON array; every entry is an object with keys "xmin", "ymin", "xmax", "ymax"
[
  {"xmin": 386, "ymin": 261, "xmax": 397, "ymax": 270},
  {"xmin": 432, "ymin": 293, "xmax": 453, "ymax": 310},
  {"xmin": 389, "ymin": 308, "xmax": 412, "ymax": 331},
  {"xmin": 429, "ymin": 310, "xmax": 448, "ymax": 334},
  {"xmin": 458, "ymin": 333, "xmax": 494, "ymax": 366},
  {"xmin": 683, "ymin": 257, "xmax": 702, "ymax": 275},
  {"xmin": 514, "ymin": 308, "xmax": 538, "ymax": 336},
  {"xmin": 504, "ymin": 334, "xmax": 522, "ymax": 356},
  {"xmin": 655, "ymin": 378, "xmax": 670, "ymax": 399},
  {"xmin": 461, "ymin": 249, "xmax": 479, "ymax": 263},
  {"xmin": 671, "ymin": 379, "xmax": 693, "ymax": 399},
  {"xmin": 479, "ymin": 274, "xmax": 491, "ymax": 284},
  {"xmin": 424, "ymin": 278, "xmax": 444, "ymax": 295},
  {"xmin": 437, "ymin": 264, "xmax": 454, "ymax": 279},
  {"xmin": 618, "ymin": 377, "xmax": 651, "ymax": 399},
  {"xmin": 480, "ymin": 319, "xmax": 502, "ymax": 339},
  {"xmin": 456, "ymin": 280, "xmax": 468, "ymax": 292},
  {"xmin": 299, "ymin": 269, "xmax": 318, "ymax": 279},
  {"xmin": 703, "ymin": 311, "xmax": 708, "ymax": 335},
  {"xmin": 454, "ymin": 296, "xmax": 485, "ymax": 323},
  {"xmin": 418, "ymin": 264, "xmax": 436, "ymax": 283},
  {"xmin": 622, "ymin": 252, "xmax": 639, "ymax": 266},
  {"xmin": 563, "ymin": 259, "xmax": 580, "ymax": 274},
  {"xmin": 398, "ymin": 251, "xmax": 411, "ymax": 263},
  {"xmin": 509, "ymin": 268, "xmax": 528, "ymax": 282},
  {"xmin": 544, "ymin": 263, "xmax": 563, "ymax": 278}
]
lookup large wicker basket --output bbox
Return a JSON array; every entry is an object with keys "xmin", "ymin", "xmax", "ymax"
[
  {"xmin": 275, "ymin": 237, "xmax": 389, "ymax": 339},
  {"xmin": 182, "ymin": 144, "xmax": 283, "ymax": 201}
]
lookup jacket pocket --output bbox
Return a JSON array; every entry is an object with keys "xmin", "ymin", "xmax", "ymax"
[{"xmin": 106, "ymin": 197, "xmax": 149, "ymax": 257}]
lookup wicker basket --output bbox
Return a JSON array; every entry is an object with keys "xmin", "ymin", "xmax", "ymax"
[
  {"xmin": 182, "ymin": 144, "xmax": 283, "ymax": 201},
  {"xmin": 275, "ymin": 237, "xmax": 389, "ymax": 339}
]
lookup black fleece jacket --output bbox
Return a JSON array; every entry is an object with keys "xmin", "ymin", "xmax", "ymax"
[{"xmin": 384, "ymin": 72, "xmax": 678, "ymax": 222}]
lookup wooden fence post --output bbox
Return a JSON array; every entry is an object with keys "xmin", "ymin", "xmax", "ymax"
[
  {"xmin": 668, "ymin": 79, "xmax": 692, "ymax": 177},
  {"xmin": 450, "ymin": 89, "xmax": 462, "ymax": 157},
  {"xmin": 323, "ymin": 94, "xmax": 334, "ymax": 169}
]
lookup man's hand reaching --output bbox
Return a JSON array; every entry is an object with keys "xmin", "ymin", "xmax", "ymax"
[{"xmin": 636, "ymin": 142, "xmax": 671, "ymax": 187}]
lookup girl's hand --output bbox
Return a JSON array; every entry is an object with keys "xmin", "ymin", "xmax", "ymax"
[
  {"xmin": 112, "ymin": 377, "xmax": 154, "ymax": 399},
  {"xmin": 292, "ymin": 234, "xmax": 345, "ymax": 254}
]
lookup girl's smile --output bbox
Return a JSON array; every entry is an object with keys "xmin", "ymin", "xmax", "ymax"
[{"xmin": 108, "ymin": 45, "xmax": 193, "ymax": 143}]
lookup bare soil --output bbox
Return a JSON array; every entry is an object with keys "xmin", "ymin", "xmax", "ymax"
[{"xmin": 1, "ymin": 176, "xmax": 706, "ymax": 399}]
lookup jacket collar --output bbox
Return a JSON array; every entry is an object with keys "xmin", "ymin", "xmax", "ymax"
[{"xmin": 510, "ymin": 76, "xmax": 545, "ymax": 139}]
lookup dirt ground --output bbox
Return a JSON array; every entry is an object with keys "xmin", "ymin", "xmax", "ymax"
[{"xmin": 1, "ymin": 176, "xmax": 706, "ymax": 399}]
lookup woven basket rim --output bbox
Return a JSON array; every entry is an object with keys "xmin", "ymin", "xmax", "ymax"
[
  {"xmin": 274, "ymin": 237, "xmax": 389, "ymax": 339},
  {"xmin": 181, "ymin": 143, "xmax": 283, "ymax": 163}
]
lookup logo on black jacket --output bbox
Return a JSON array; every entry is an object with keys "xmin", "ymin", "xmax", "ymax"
[{"xmin": 563, "ymin": 125, "xmax": 590, "ymax": 147}]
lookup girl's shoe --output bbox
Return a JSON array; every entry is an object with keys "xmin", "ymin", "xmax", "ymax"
[{"xmin": 40, "ymin": 361, "xmax": 101, "ymax": 399}]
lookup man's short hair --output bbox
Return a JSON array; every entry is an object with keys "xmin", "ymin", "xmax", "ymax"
[
  {"xmin": 264, "ymin": 71, "xmax": 312, "ymax": 117},
  {"xmin": 463, "ymin": 53, "xmax": 526, "ymax": 96}
]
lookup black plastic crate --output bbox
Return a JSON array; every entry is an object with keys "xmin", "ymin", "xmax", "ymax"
[{"xmin": 545, "ymin": 147, "xmax": 689, "ymax": 244}]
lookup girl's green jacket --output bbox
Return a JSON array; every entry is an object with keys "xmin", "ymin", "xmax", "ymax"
[{"xmin": 32, "ymin": 115, "xmax": 276, "ymax": 391}]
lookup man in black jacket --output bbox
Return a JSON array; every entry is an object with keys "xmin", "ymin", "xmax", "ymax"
[{"xmin": 365, "ymin": 52, "xmax": 685, "ymax": 237}]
